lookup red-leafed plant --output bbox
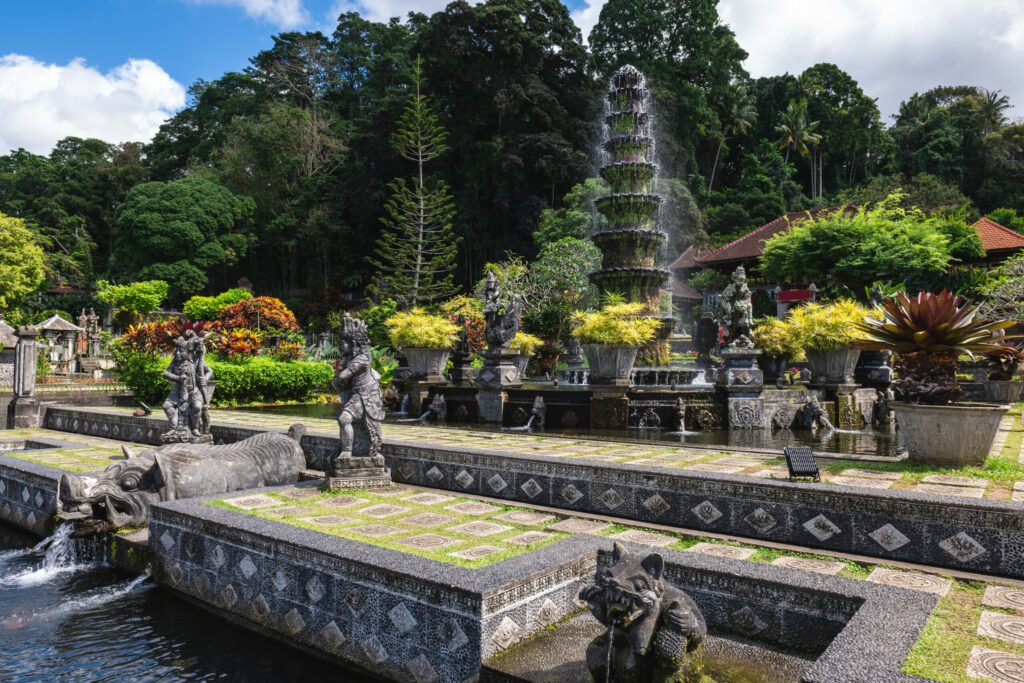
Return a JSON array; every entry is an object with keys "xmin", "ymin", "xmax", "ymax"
[
  {"xmin": 218, "ymin": 296, "xmax": 299, "ymax": 332},
  {"xmin": 121, "ymin": 319, "xmax": 221, "ymax": 353},
  {"xmin": 859, "ymin": 290, "xmax": 1016, "ymax": 405},
  {"xmin": 215, "ymin": 328, "xmax": 265, "ymax": 359}
]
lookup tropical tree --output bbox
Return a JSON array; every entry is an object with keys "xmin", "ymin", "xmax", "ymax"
[
  {"xmin": 367, "ymin": 57, "xmax": 460, "ymax": 309},
  {"xmin": 774, "ymin": 99, "xmax": 820, "ymax": 165},
  {"xmin": 708, "ymin": 83, "xmax": 757, "ymax": 191},
  {"xmin": 0, "ymin": 213, "xmax": 46, "ymax": 310}
]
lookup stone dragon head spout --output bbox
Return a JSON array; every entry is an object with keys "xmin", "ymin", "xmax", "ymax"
[{"xmin": 58, "ymin": 451, "xmax": 165, "ymax": 530}]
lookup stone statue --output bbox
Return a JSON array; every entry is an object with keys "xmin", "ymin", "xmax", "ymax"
[
  {"xmin": 328, "ymin": 316, "xmax": 389, "ymax": 489},
  {"xmin": 530, "ymin": 395, "xmax": 546, "ymax": 429},
  {"xmin": 58, "ymin": 431, "xmax": 306, "ymax": 531},
  {"xmin": 718, "ymin": 266, "xmax": 754, "ymax": 349},
  {"xmin": 579, "ymin": 543, "xmax": 706, "ymax": 683},
  {"xmin": 161, "ymin": 335, "xmax": 212, "ymax": 444},
  {"xmin": 483, "ymin": 270, "xmax": 523, "ymax": 351},
  {"xmin": 673, "ymin": 397, "xmax": 686, "ymax": 432},
  {"xmin": 428, "ymin": 392, "xmax": 448, "ymax": 422}
]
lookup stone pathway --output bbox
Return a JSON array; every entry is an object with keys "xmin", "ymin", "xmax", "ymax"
[
  {"xmin": 865, "ymin": 567, "xmax": 953, "ymax": 596},
  {"xmin": 966, "ymin": 585, "xmax": 1024, "ymax": 682}
]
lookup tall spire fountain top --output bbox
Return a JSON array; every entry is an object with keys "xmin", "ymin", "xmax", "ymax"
[{"xmin": 591, "ymin": 65, "xmax": 669, "ymax": 310}]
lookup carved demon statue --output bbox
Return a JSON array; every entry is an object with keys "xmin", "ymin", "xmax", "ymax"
[
  {"xmin": 580, "ymin": 543, "xmax": 707, "ymax": 683},
  {"xmin": 58, "ymin": 431, "xmax": 306, "ymax": 532},
  {"xmin": 331, "ymin": 316, "xmax": 385, "ymax": 471},
  {"xmin": 483, "ymin": 270, "xmax": 524, "ymax": 351},
  {"xmin": 717, "ymin": 265, "xmax": 754, "ymax": 350},
  {"xmin": 161, "ymin": 331, "xmax": 213, "ymax": 444}
]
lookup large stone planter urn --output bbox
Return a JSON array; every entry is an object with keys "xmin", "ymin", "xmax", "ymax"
[
  {"xmin": 584, "ymin": 345, "xmax": 638, "ymax": 386},
  {"xmin": 893, "ymin": 402, "xmax": 1008, "ymax": 468},
  {"xmin": 805, "ymin": 348, "xmax": 862, "ymax": 385},
  {"xmin": 401, "ymin": 347, "xmax": 450, "ymax": 383},
  {"xmin": 982, "ymin": 380, "xmax": 1023, "ymax": 403}
]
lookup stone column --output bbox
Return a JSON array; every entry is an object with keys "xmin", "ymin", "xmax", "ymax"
[
  {"xmin": 717, "ymin": 347, "xmax": 765, "ymax": 429},
  {"xmin": 476, "ymin": 348, "xmax": 522, "ymax": 423},
  {"xmin": 8, "ymin": 327, "xmax": 42, "ymax": 428}
]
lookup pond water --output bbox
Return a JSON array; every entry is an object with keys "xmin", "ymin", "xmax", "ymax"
[
  {"xmin": 0, "ymin": 522, "xmax": 371, "ymax": 682},
  {"xmin": 237, "ymin": 403, "xmax": 900, "ymax": 457}
]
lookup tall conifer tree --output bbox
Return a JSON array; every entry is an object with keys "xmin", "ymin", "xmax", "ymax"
[{"xmin": 368, "ymin": 57, "xmax": 459, "ymax": 308}]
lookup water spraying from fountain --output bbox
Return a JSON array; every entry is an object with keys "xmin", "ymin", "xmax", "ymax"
[{"xmin": 1, "ymin": 523, "xmax": 105, "ymax": 589}]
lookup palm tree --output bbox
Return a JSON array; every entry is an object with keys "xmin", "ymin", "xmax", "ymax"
[
  {"xmin": 977, "ymin": 89, "xmax": 1011, "ymax": 137},
  {"xmin": 774, "ymin": 98, "xmax": 821, "ymax": 168},
  {"xmin": 707, "ymin": 83, "xmax": 757, "ymax": 191}
]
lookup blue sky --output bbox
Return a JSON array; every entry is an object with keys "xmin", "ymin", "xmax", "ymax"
[{"xmin": 2, "ymin": 0, "xmax": 1022, "ymax": 154}]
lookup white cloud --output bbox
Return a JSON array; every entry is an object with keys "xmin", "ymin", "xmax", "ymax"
[
  {"xmin": 326, "ymin": 0, "xmax": 452, "ymax": 24},
  {"xmin": 189, "ymin": 0, "xmax": 309, "ymax": 27},
  {"xmin": 570, "ymin": 0, "xmax": 1024, "ymax": 119},
  {"xmin": 0, "ymin": 55, "xmax": 186, "ymax": 155}
]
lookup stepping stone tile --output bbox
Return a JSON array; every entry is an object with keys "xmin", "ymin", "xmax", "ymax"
[
  {"xmin": 913, "ymin": 483, "xmax": 986, "ymax": 498},
  {"xmin": 548, "ymin": 518, "xmax": 610, "ymax": 534},
  {"xmin": 839, "ymin": 468, "xmax": 902, "ymax": 480},
  {"xmin": 493, "ymin": 511, "xmax": 556, "ymax": 526},
  {"xmin": 505, "ymin": 531, "xmax": 556, "ymax": 546},
  {"xmin": 967, "ymin": 646, "xmax": 1024, "ymax": 683},
  {"xmin": 400, "ymin": 534, "xmax": 460, "ymax": 550},
  {"xmin": 300, "ymin": 515, "xmax": 355, "ymax": 526},
  {"xmin": 980, "ymin": 611, "xmax": 1024, "ymax": 645},
  {"xmin": 923, "ymin": 474, "xmax": 989, "ymax": 488},
  {"xmin": 400, "ymin": 513, "xmax": 456, "ymax": 527},
  {"xmin": 401, "ymin": 493, "xmax": 455, "ymax": 505},
  {"xmin": 1013, "ymin": 491, "xmax": 1024, "ymax": 503},
  {"xmin": 610, "ymin": 529, "xmax": 676, "ymax": 547},
  {"xmin": 349, "ymin": 525, "xmax": 403, "ymax": 537},
  {"xmin": 866, "ymin": 568, "xmax": 952, "ymax": 596},
  {"xmin": 828, "ymin": 476, "xmax": 894, "ymax": 489},
  {"xmin": 449, "ymin": 521, "xmax": 514, "ymax": 537},
  {"xmin": 223, "ymin": 495, "xmax": 282, "ymax": 510},
  {"xmin": 449, "ymin": 546, "xmax": 505, "ymax": 561},
  {"xmin": 358, "ymin": 504, "xmax": 410, "ymax": 518},
  {"xmin": 323, "ymin": 496, "xmax": 369, "ymax": 508},
  {"xmin": 263, "ymin": 506, "xmax": 316, "ymax": 518},
  {"xmin": 373, "ymin": 487, "xmax": 414, "ymax": 497},
  {"xmin": 1014, "ymin": 482, "xmax": 1024, "ymax": 491},
  {"xmin": 686, "ymin": 543, "xmax": 755, "ymax": 560},
  {"xmin": 984, "ymin": 586, "xmax": 1024, "ymax": 612},
  {"xmin": 654, "ymin": 453, "xmax": 704, "ymax": 462},
  {"xmin": 771, "ymin": 557, "xmax": 845, "ymax": 575},
  {"xmin": 281, "ymin": 488, "xmax": 320, "ymax": 500},
  {"xmin": 713, "ymin": 457, "xmax": 763, "ymax": 467},
  {"xmin": 445, "ymin": 501, "xmax": 501, "ymax": 515},
  {"xmin": 684, "ymin": 463, "xmax": 746, "ymax": 474}
]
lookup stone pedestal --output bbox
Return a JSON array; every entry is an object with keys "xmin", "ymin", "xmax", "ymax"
[
  {"xmin": 7, "ymin": 327, "xmax": 42, "ymax": 429},
  {"xmin": 476, "ymin": 348, "xmax": 522, "ymax": 423},
  {"xmin": 406, "ymin": 381, "xmax": 433, "ymax": 419},
  {"xmin": 854, "ymin": 350, "xmax": 893, "ymax": 388},
  {"xmin": 327, "ymin": 455, "xmax": 391, "ymax": 490},
  {"xmin": 717, "ymin": 347, "xmax": 765, "ymax": 430},
  {"xmin": 448, "ymin": 349, "xmax": 477, "ymax": 387},
  {"xmin": 590, "ymin": 386, "xmax": 629, "ymax": 430}
]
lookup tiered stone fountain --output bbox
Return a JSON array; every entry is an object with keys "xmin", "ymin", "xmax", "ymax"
[{"xmin": 591, "ymin": 65, "xmax": 669, "ymax": 312}]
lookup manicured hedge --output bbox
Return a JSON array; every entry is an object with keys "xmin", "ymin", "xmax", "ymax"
[{"xmin": 116, "ymin": 349, "xmax": 332, "ymax": 406}]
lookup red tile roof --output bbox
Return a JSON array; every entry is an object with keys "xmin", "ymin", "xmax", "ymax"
[
  {"xmin": 671, "ymin": 276, "xmax": 702, "ymax": 301},
  {"xmin": 697, "ymin": 207, "xmax": 853, "ymax": 265},
  {"xmin": 972, "ymin": 217, "xmax": 1024, "ymax": 253},
  {"xmin": 669, "ymin": 245, "xmax": 701, "ymax": 270}
]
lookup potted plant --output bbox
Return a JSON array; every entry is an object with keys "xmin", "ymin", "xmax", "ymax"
[
  {"xmin": 384, "ymin": 309, "xmax": 459, "ymax": 382},
  {"xmin": 983, "ymin": 345, "xmax": 1024, "ymax": 403},
  {"xmin": 752, "ymin": 317, "xmax": 803, "ymax": 385},
  {"xmin": 572, "ymin": 299, "xmax": 660, "ymax": 386},
  {"xmin": 788, "ymin": 300, "xmax": 870, "ymax": 385},
  {"xmin": 860, "ymin": 290, "xmax": 1016, "ymax": 467},
  {"xmin": 508, "ymin": 331, "xmax": 543, "ymax": 377}
]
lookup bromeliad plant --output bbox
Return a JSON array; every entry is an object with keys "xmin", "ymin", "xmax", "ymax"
[
  {"xmin": 987, "ymin": 345, "xmax": 1024, "ymax": 381},
  {"xmin": 859, "ymin": 290, "xmax": 1016, "ymax": 404}
]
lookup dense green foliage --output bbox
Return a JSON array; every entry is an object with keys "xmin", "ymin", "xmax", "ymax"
[
  {"xmin": 0, "ymin": 1, "xmax": 1021, "ymax": 315},
  {"xmin": 114, "ymin": 347, "xmax": 331, "ymax": 405},
  {"xmin": 0, "ymin": 213, "xmax": 46, "ymax": 309},
  {"xmin": 110, "ymin": 178, "xmax": 254, "ymax": 301},
  {"xmin": 759, "ymin": 195, "xmax": 981, "ymax": 294},
  {"xmin": 182, "ymin": 288, "xmax": 253, "ymax": 321}
]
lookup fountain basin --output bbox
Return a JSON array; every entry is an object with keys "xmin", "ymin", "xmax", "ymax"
[
  {"xmin": 604, "ymin": 135, "xmax": 651, "ymax": 163},
  {"xmin": 589, "ymin": 267, "xmax": 668, "ymax": 305},
  {"xmin": 591, "ymin": 229, "xmax": 667, "ymax": 269},
  {"xmin": 594, "ymin": 193, "xmax": 661, "ymax": 229}
]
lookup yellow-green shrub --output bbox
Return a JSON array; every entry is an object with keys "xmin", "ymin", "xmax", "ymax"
[
  {"xmin": 509, "ymin": 331, "xmax": 543, "ymax": 354},
  {"xmin": 752, "ymin": 317, "xmax": 803, "ymax": 359},
  {"xmin": 572, "ymin": 302, "xmax": 660, "ymax": 346},
  {"xmin": 385, "ymin": 309, "xmax": 459, "ymax": 349},
  {"xmin": 787, "ymin": 300, "xmax": 870, "ymax": 351}
]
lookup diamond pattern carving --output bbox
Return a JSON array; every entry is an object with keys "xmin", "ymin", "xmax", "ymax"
[
  {"xmin": 211, "ymin": 545, "xmax": 225, "ymax": 570},
  {"xmin": 561, "ymin": 484, "xmax": 584, "ymax": 504},
  {"xmin": 321, "ymin": 621, "xmax": 346, "ymax": 652},
  {"xmin": 160, "ymin": 531, "xmax": 175, "ymax": 550},
  {"xmin": 361, "ymin": 636, "xmax": 389, "ymax": 664},
  {"xmin": 744, "ymin": 507, "xmax": 777, "ymax": 534},
  {"xmin": 642, "ymin": 494, "xmax": 671, "ymax": 517},
  {"xmin": 272, "ymin": 568, "xmax": 288, "ymax": 592},
  {"xmin": 306, "ymin": 576, "xmax": 326, "ymax": 603},
  {"xmin": 491, "ymin": 616, "xmax": 522, "ymax": 650},
  {"xmin": 426, "ymin": 466, "xmax": 444, "ymax": 482},
  {"xmin": 487, "ymin": 474, "xmax": 508, "ymax": 493},
  {"xmin": 869, "ymin": 524, "xmax": 911, "ymax": 552},
  {"xmin": 407, "ymin": 654, "xmax": 439, "ymax": 683},
  {"xmin": 600, "ymin": 488, "xmax": 624, "ymax": 510},
  {"xmin": 520, "ymin": 478, "xmax": 543, "ymax": 499},
  {"xmin": 238, "ymin": 555, "xmax": 258, "ymax": 580},
  {"xmin": 938, "ymin": 531, "xmax": 986, "ymax": 562},
  {"xmin": 455, "ymin": 469, "xmax": 474, "ymax": 488},
  {"xmin": 389, "ymin": 603, "xmax": 418, "ymax": 634},
  {"xmin": 802, "ymin": 514, "xmax": 841, "ymax": 542},
  {"xmin": 283, "ymin": 608, "xmax": 305, "ymax": 635},
  {"xmin": 691, "ymin": 500, "xmax": 722, "ymax": 525},
  {"xmin": 220, "ymin": 584, "xmax": 238, "ymax": 608},
  {"xmin": 440, "ymin": 618, "xmax": 469, "ymax": 651}
]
